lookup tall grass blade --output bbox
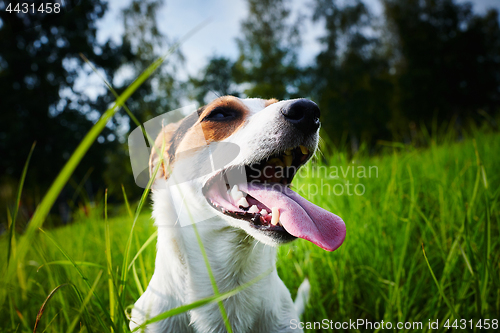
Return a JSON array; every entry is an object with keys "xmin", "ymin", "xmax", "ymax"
[
  {"xmin": 33, "ymin": 283, "xmax": 69, "ymax": 333},
  {"xmin": 67, "ymin": 284, "xmax": 100, "ymax": 333},
  {"xmin": 121, "ymin": 184, "xmax": 134, "ymax": 219},
  {"xmin": 7, "ymin": 142, "xmax": 35, "ymax": 265},
  {"xmin": 37, "ymin": 261, "xmax": 105, "ymax": 271},
  {"xmin": 119, "ymin": 148, "xmax": 163, "ymax": 304},
  {"xmin": 127, "ymin": 230, "xmax": 158, "ymax": 271},
  {"xmin": 481, "ymin": 192, "xmax": 491, "ymax": 308},
  {"xmin": 191, "ymin": 223, "xmax": 233, "ymax": 333},
  {"xmin": 132, "ymin": 262, "xmax": 144, "ymax": 296},
  {"xmin": 422, "ymin": 244, "xmax": 459, "ymax": 319},
  {"xmin": 464, "ymin": 216, "xmax": 483, "ymax": 315},
  {"xmin": 134, "ymin": 233, "xmax": 150, "ymax": 292},
  {"xmin": 67, "ymin": 270, "xmax": 103, "ymax": 333},
  {"xmin": 465, "ymin": 140, "xmax": 483, "ymax": 315},
  {"xmin": 104, "ymin": 189, "xmax": 116, "ymax": 331}
]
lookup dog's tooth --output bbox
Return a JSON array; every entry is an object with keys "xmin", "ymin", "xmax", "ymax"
[
  {"xmin": 231, "ymin": 185, "xmax": 244, "ymax": 201},
  {"xmin": 283, "ymin": 155, "xmax": 293, "ymax": 167},
  {"xmin": 231, "ymin": 185, "xmax": 240, "ymax": 194},
  {"xmin": 232, "ymin": 191, "xmax": 244, "ymax": 202},
  {"xmin": 271, "ymin": 207, "xmax": 279, "ymax": 225},
  {"xmin": 248, "ymin": 205, "xmax": 259, "ymax": 214},
  {"xmin": 260, "ymin": 209, "xmax": 268, "ymax": 216},
  {"xmin": 299, "ymin": 145, "xmax": 309, "ymax": 155},
  {"xmin": 237, "ymin": 197, "xmax": 249, "ymax": 208}
]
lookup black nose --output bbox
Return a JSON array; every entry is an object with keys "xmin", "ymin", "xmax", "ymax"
[{"xmin": 280, "ymin": 99, "xmax": 320, "ymax": 134}]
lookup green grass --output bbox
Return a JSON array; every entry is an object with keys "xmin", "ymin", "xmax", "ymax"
[{"xmin": 1, "ymin": 126, "xmax": 499, "ymax": 332}]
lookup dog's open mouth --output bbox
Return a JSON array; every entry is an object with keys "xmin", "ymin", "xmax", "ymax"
[{"xmin": 203, "ymin": 145, "xmax": 346, "ymax": 251}]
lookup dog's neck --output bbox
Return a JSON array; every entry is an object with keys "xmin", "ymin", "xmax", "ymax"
[{"xmin": 154, "ymin": 221, "xmax": 277, "ymax": 297}]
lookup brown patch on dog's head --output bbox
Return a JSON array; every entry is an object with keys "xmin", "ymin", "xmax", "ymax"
[{"xmin": 264, "ymin": 98, "xmax": 278, "ymax": 107}]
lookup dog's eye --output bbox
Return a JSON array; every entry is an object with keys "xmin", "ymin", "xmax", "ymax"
[
  {"xmin": 204, "ymin": 108, "xmax": 235, "ymax": 121},
  {"xmin": 211, "ymin": 112, "xmax": 226, "ymax": 119}
]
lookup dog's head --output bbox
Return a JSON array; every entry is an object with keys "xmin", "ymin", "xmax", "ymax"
[{"xmin": 149, "ymin": 96, "xmax": 346, "ymax": 251}]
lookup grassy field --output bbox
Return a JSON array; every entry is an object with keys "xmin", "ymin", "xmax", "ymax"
[{"xmin": 1, "ymin": 125, "xmax": 499, "ymax": 332}]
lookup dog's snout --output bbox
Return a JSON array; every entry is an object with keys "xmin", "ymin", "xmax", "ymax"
[{"xmin": 280, "ymin": 99, "xmax": 320, "ymax": 134}]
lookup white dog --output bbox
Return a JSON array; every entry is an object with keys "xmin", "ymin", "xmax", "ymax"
[{"xmin": 129, "ymin": 96, "xmax": 346, "ymax": 332}]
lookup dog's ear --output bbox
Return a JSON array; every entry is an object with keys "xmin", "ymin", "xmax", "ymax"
[
  {"xmin": 149, "ymin": 109, "xmax": 202, "ymax": 181},
  {"xmin": 149, "ymin": 121, "xmax": 180, "ymax": 181}
]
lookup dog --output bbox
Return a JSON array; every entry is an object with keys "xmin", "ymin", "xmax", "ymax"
[{"xmin": 129, "ymin": 96, "xmax": 346, "ymax": 332}]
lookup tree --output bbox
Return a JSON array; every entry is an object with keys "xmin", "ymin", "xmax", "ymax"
[
  {"xmin": 310, "ymin": 0, "xmax": 394, "ymax": 148},
  {"xmin": 0, "ymin": 0, "xmax": 130, "ymax": 221},
  {"xmin": 234, "ymin": 0, "xmax": 301, "ymax": 100},
  {"xmin": 189, "ymin": 56, "xmax": 240, "ymax": 105},
  {"xmin": 101, "ymin": 0, "xmax": 186, "ymax": 199},
  {"xmin": 120, "ymin": 0, "xmax": 185, "ymax": 124},
  {"xmin": 383, "ymin": 0, "xmax": 500, "ymax": 131}
]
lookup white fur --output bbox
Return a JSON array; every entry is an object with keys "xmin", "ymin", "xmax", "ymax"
[{"xmin": 130, "ymin": 98, "xmax": 314, "ymax": 332}]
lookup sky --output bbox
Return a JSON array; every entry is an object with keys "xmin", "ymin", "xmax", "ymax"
[{"xmin": 96, "ymin": 0, "xmax": 500, "ymax": 80}]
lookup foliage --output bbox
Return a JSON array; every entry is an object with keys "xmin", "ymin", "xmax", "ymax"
[
  {"xmin": 101, "ymin": 0, "xmax": 186, "ymax": 199},
  {"xmin": 309, "ymin": 0, "xmax": 394, "ymax": 146},
  {"xmin": 0, "ymin": 0, "xmax": 188, "ymax": 221},
  {"xmin": 0, "ymin": 0, "xmax": 130, "ymax": 222},
  {"xmin": 189, "ymin": 56, "xmax": 240, "ymax": 105},
  {"xmin": 120, "ymin": 0, "xmax": 185, "ymax": 123},
  {"xmin": 233, "ymin": 0, "xmax": 302, "ymax": 99},
  {"xmin": 383, "ymin": 0, "xmax": 500, "ymax": 134}
]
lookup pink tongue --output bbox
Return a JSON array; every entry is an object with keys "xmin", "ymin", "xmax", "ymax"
[{"xmin": 242, "ymin": 183, "xmax": 346, "ymax": 251}]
